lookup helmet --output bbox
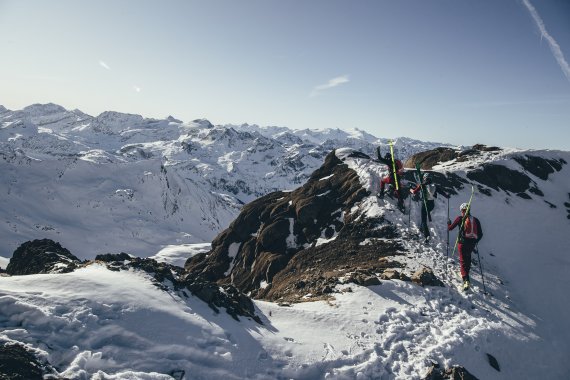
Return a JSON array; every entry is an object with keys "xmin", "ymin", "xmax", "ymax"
[{"xmin": 460, "ymin": 203, "xmax": 469, "ymax": 211}]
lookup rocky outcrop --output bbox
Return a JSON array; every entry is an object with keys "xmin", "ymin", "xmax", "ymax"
[
  {"xmin": 405, "ymin": 144, "xmax": 504, "ymax": 170},
  {"xmin": 405, "ymin": 147, "xmax": 458, "ymax": 170},
  {"xmin": 465, "ymin": 154, "xmax": 566, "ymax": 198},
  {"xmin": 185, "ymin": 150, "xmax": 415, "ymax": 302},
  {"xmin": 6, "ymin": 239, "xmax": 81, "ymax": 275},
  {"xmin": 0, "ymin": 343, "xmax": 53, "ymax": 380},
  {"xmin": 94, "ymin": 252, "xmax": 133, "ymax": 262},
  {"xmin": 513, "ymin": 155, "xmax": 566, "ymax": 181},
  {"xmin": 423, "ymin": 362, "xmax": 479, "ymax": 380}
]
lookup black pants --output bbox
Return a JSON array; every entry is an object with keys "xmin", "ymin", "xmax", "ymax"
[{"xmin": 420, "ymin": 199, "xmax": 435, "ymax": 238}]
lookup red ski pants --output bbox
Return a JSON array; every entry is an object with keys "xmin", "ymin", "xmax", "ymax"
[{"xmin": 458, "ymin": 242, "xmax": 476, "ymax": 280}]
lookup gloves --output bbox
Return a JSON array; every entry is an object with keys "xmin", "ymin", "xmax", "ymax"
[{"xmin": 447, "ymin": 219, "xmax": 451, "ymax": 225}]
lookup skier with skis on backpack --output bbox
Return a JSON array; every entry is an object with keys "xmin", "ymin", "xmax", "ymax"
[
  {"xmin": 376, "ymin": 152, "xmax": 405, "ymax": 211},
  {"xmin": 448, "ymin": 203, "xmax": 483, "ymax": 291},
  {"xmin": 410, "ymin": 172, "xmax": 437, "ymax": 242}
]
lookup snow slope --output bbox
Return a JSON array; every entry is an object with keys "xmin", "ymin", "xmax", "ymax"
[{"xmin": 1, "ymin": 147, "xmax": 569, "ymax": 379}]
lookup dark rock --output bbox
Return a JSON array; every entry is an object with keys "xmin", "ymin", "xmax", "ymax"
[
  {"xmin": 95, "ymin": 252, "xmax": 133, "ymax": 262},
  {"xmin": 0, "ymin": 343, "xmax": 45, "ymax": 380},
  {"xmin": 516, "ymin": 192, "xmax": 532, "ymax": 199},
  {"xmin": 411, "ymin": 267, "xmax": 444, "ymax": 287},
  {"xmin": 184, "ymin": 276, "xmax": 261, "ymax": 323},
  {"xmin": 528, "ymin": 186, "xmax": 544, "ymax": 197},
  {"xmin": 467, "ymin": 163, "xmax": 531, "ymax": 193},
  {"xmin": 514, "ymin": 155, "xmax": 565, "ymax": 180},
  {"xmin": 380, "ymin": 268, "xmax": 410, "ymax": 281},
  {"xmin": 185, "ymin": 150, "xmax": 374, "ymax": 302},
  {"xmin": 404, "ymin": 147, "xmax": 458, "ymax": 170},
  {"xmin": 486, "ymin": 353, "xmax": 500, "ymax": 372},
  {"xmin": 423, "ymin": 362, "xmax": 479, "ymax": 380},
  {"xmin": 472, "ymin": 144, "xmax": 501, "ymax": 152},
  {"xmin": 169, "ymin": 369, "xmax": 186, "ymax": 380},
  {"xmin": 349, "ymin": 270, "xmax": 381, "ymax": 286},
  {"xmin": 544, "ymin": 200, "xmax": 557, "ymax": 208},
  {"xmin": 6, "ymin": 239, "xmax": 81, "ymax": 275}
]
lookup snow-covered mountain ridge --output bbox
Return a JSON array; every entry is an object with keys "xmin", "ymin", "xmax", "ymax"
[
  {"xmin": 0, "ymin": 103, "xmax": 456, "ymax": 259},
  {"xmin": 1, "ymin": 142, "xmax": 569, "ymax": 379}
]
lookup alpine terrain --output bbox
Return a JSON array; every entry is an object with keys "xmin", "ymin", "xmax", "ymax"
[{"xmin": 1, "ymin": 104, "xmax": 569, "ymax": 379}]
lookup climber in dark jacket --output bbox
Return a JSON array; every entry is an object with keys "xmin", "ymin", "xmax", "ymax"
[
  {"xmin": 377, "ymin": 152, "xmax": 405, "ymax": 211},
  {"xmin": 410, "ymin": 172, "xmax": 437, "ymax": 241},
  {"xmin": 448, "ymin": 203, "xmax": 483, "ymax": 291}
]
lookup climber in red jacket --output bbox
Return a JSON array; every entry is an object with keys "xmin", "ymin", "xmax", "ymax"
[{"xmin": 448, "ymin": 203, "xmax": 483, "ymax": 291}]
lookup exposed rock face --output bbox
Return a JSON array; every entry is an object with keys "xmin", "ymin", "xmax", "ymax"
[
  {"xmin": 513, "ymin": 155, "xmax": 566, "ymax": 180},
  {"xmin": 467, "ymin": 163, "xmax": 531, "ymax": 193},
  {"xmin": 6, "ymin": 239, "xmax": 81, "ymax": 275},
  {"xmin": 405, "ymin": 147, "xmax": 458, "ymax": 170},
  {"xmin": 423, "ymin": 363, "xmax": 479, "ymax": 380},
  {"xmin": 406, "ymin": 147, "xmax": 566, "ymax": 201},
  {"xmin": 0, "ymin": 343, "xmax": 49, "ymax": 380},
  {"xmin": 185, "ymin": 150, "xmax": 416, "ymax": 302},
  {"xmin": 94, "ymin": 252, "xmax": 133, "ymax": 262},
  {"xmin": 466, "ymin": 154, "xmax": 565, "ymax": 198}
]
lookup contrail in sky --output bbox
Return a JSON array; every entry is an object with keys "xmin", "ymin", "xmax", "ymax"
[
  {"xmin": 311, "ymin": 75, "xmax": 349, "ymax": 97},
  {"xmin": 522, "ymin": 0, "xmax": 570, "ymax": 82},
  {"xmin": 99, "ymin": 60, "xmax": 111, "ymax": 70}
]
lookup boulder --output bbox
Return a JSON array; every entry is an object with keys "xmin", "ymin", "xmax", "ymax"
[
  {"xmin": 6, "ymin": 239, "xmax": 81, "ymax": 275},
  {"xmin": 411, "ymin": 267, "xmax": 444, "ymax": 287}
]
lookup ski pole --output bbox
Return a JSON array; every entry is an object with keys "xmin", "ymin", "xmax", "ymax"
[
  {"xmin": 408, "ymin": 192, "xmax": 412, "ymax": 225},
  {"xmin": 475, "ymin": 243, "xmax": 487, "ymax": 295},
  {"xmin": 446, "ymin": 194, "xmax": 450, "ymax": 278}
]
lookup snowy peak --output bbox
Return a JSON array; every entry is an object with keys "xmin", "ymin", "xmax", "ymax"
[
  {"xmin": 92, "ymin": 111, "xmax": 147, "ymax": 134},
  {"xmin": 22, "ymin": 103, "xmax": 67, "ymax": 117}
]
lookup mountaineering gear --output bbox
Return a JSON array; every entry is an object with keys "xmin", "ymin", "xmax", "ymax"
[
  {"xmin": 463, "ymin": 216, "xmax": 479, "ymax": 239},
  {"xmin": 449, "ymin": 215, "xmax": 483, "ymax": 244},
  {"xmin": 462, "ymin": 279, "xmax": 470, "ymax": 291},
  {"xmin": 388, "ymin": 141, "xmax": 400, "ymax": 191},
  {"xmin": 446, "ymin": 194, "xmax": 450, "ymax": 279},
  {"xmin": 451, "ymin": 186, "xmax": 475, "ymax": 258},
  {"xmin": 376, "ymin": 145, "xmax": 405, "ymax": 211},
  {"xmin": 410, "ymin": 167, "xmax": 437, "ymax": 238},
  {"xmin": 449, "ymin": 189, "xmax": 483, "ymax": 288}
]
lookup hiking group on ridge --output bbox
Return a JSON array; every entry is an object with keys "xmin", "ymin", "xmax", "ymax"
[{"xmin": 373, "ymin": 144, "xmax": 484, "ymax": 292}]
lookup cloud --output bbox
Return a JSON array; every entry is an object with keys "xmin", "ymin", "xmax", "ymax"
[
  {"xmin": 522, "ymin": 0, "xmax": 570, "ymax": 82},
  {"xmin": 99, "ymin": 60, "xmax": 111, "ymax": 70},
  {"xmin": 310, "ymin": 75, "xmax": 349, "ymax": 97}
]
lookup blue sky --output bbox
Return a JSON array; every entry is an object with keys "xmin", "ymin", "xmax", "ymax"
[{"xmin": 1, "ymin": 0, "xmax": 569, "ymax": 150}]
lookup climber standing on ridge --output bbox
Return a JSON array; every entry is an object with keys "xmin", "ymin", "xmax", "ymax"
[
  {"xmin": 448, "ymin": 203, "xmax": 483, "ymax": 291},
  {"xmin": 376, "ymin": 149, "xmax": 405, "ymax": 212},
  {"xmin": 410, "ymin": 172, "xmax": 437, "ymax": 242}
]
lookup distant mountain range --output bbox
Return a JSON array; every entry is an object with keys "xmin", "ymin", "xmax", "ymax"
[{"xmin": 0, "ymin": 103, "xmax": 458, "ymax": 258}]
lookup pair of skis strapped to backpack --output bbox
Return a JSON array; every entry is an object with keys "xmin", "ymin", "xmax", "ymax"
[{"xmin": 414, "ymin": 161, "xmax": 432, "ymax": 222}]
